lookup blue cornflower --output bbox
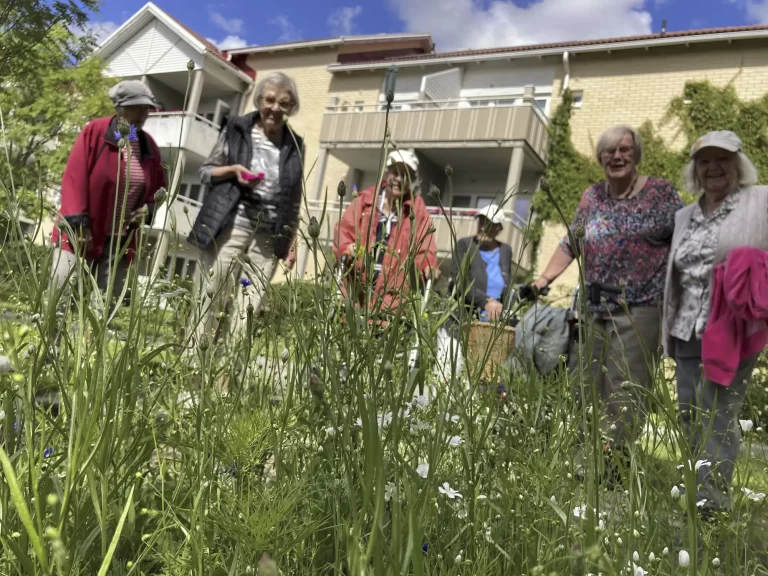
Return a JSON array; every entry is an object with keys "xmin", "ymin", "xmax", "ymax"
[
  {"xmin": 422, "ymin": 542, "xmax": 428, "ymax": 554},
  {"xmin": 43, "ymin": 447, "xmax": 54, "ymax": 459},
  {"xmin": 114, "ymin": 125, "xmax": 139, "ymax": 142},
  {"xmin": 240, "ymin": 278, "xmax": 252, "ymax": 288}
]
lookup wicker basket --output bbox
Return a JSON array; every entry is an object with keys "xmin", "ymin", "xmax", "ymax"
[{"xmin": 465, "ymin": 321, "xmax": 516, "ymax": 380}]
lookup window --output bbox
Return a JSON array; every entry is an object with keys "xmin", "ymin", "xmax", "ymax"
[
  {"xmin": 475, "ymin": 197, "xmax": 496, "ymax": 209},
  {"xmin": 186, "ymin": 184, "xmax": 202, "ymax": 203},
  {"xmin": 514, "ymin": 195, "xmax": 532, "ymax": 223},
  {"xmin": 571, "ymin": 91, "xmax": 584, "ymax": 108},
  {"xmin": 450, "ymin": 196, "xmax": 472, "ymax": 208},
  {"xmin": 185, "ymin": 260, "xmax": 198, "ymax": 281},
  {"xmin": 535, "ymin": 98, "xmax": 550, "ymax": 114},
  {"xmin": 204, "ymin": 112, "xmax": 215, "ymax": 122},
  {"xmin": 174, "ymin": 257, "xmax": 186, "ymax": 279}
]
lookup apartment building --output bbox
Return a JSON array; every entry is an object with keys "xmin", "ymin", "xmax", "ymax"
[
  {"xmin": 95, "ymin": 2, "xmax": 254, "ymax": 285},
  {"xmin": 234, "ymin": 24, "xmax": 768, "ymax": 293}
]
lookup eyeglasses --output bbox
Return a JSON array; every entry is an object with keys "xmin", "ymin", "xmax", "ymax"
[
  {"xmin": 261, "ymin": 96, "xmax": 294, "ymax": 112},
  {"xmin": 602, "ymin": 145, "xmax": 634, "ymax": 158}
]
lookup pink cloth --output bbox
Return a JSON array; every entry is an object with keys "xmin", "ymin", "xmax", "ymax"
[{"xmin": 702, "ymin": 247, "xmax": 768, "ymax": 386}]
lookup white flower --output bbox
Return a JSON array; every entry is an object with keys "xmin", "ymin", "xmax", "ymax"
[
  {"xmin": 739, "ymin": 419, "xmax": 754, "ymax": 433},
  {"xmin": 384, "ymin": 482, "xmax": 396, "ymax": 502},
  {"xmin": 670, "ymin": 486, "xmax": 680, "ymax": 499},
  {"xmin": 632, "ymin": 551, "xmax": 639, "ymax": 563},
  {"xmin": 355, "ymin": 417, "xmax": 363, "ymax": 427},
  {"xmin": 695, "ymin": 459, "xmax": 711, "ymax": 472},
  {"xmin": 696, "ymin": 498, "xmax": 708, "ymax": 508},
  {"xmin": 410, "ymin": 419, "xmax": 431, "ymax": 433},
  {"xmin": 648, "ymin": 552, "xmax": 655, "ymax": 562},
  {"xmin": 416, "ymin": 463, "xmax": 429, "ymax": 479},
  {"xmin": 679, "ymin": 550, "xmax": 690, "ymax": 567},
  {"xmin": 324, "ymin": 426, "xmax": 336, "ymax": 436},
  {"xmin": 742, "ymin": 487, "xmax": 766, "ymax": 502},
  {"xmin": 444, "ymin": 414, "xmax": 460, "ymax": 424},
  {"xmin": 438, "ymin": 482, "xmax": 462, "ymax": 499},
  {"xmin": 662, "ymin": 547, "xmax": 669, "ymax": 556},
  {"xmin": 633, "ymin": 563, "xmax": 647, "ymax": 576},
  {"xmin": 455, "ymin": 554, "xmax": 462, "ymax": 563},
  {"xmin": 412, "ymin": 395, "xmax": 429, "ymax": 408},
  {"xmin": 573, "ymin": 505, "xmax": 587, "ymax": 519},
  {"xmin": 712, "ymin": 557, "xmax": 720, "ymax": 567},
  {"xmin": 377, "ymin": 412, "xmax": 393, "ymax": 428},
  {"xmin": 448, "ymin": 436, "xmax": 463, "ymax": 448}
]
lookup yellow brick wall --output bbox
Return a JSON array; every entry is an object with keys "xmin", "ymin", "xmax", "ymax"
[{"xmin": 536, "ymin": 39, "xmax": 768, "ymax": 299}]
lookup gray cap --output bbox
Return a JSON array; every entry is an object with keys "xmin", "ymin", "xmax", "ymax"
[{"xmin": 109, "ymin": 80, "xmax": 157, "ymax": 108}]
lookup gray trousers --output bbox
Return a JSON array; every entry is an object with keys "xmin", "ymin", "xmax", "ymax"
[
  {"xmin": 51, "ymin": 237, "xmax": 129, "ymax": 295},
  {"xmin": 674, "ymin": 337, "xmax": 758, "ymax": 511},
  {"xmin": 188, "ymin": 222, "xmax": 277, "ymax": 347},
  {"xmin": 586, "ymin": 305, "xmax": 662, "ymax": 449}
]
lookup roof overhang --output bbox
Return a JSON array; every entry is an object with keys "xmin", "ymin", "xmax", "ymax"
[
  {"xmin": 227, "ymin": 33, "xmax": 433, "ymax": 56},
  {"xmin": 327, "ymin": 27, "xmax": 768, "ymax": 72},
  {"xmin": 96, "ymin": 1, "xmax": 252, "ymax": 84}
]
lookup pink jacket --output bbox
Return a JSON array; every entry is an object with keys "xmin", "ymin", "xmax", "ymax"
[{"xmin": 702, "ymin": 246, "xmax": 768, "ymax": 386}]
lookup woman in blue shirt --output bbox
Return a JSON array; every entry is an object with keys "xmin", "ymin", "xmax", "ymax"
[{"xmin": 453, "ymin": 203, "xmax": 513, "ymax": 321}]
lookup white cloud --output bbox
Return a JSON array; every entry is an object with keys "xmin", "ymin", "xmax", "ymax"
[
  {"xmin": 206, "ymin": 35, "xmax": 249, "ymax": 50},
  {"xmin": 271, "ymin": 15, "xmax": 302, "ymax": 42},
  {"xmin": 209, "ymin": 7, "xmax": 244, "ymax": 35},
  {"xmin": 746, "ymin": 0, "xmax": 768, "ymax": 22},
  {"xmin": 328, "ymin": 6, "xmax": 363, "ymax": 35},
  {"xmin": 390, "ymin": 0, "xmax": 653, "ymax": 52},
  {"xmin": 71, "ymin": 21, "xmax": 120, "ymax": 45}
]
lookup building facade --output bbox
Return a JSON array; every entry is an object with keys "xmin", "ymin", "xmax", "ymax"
[{"xmin": 97, "ymin": 4, "xmax": 768, "ymax": 297}]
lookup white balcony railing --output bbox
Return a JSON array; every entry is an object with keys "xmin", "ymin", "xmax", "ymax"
[
  {"xmin": 143, "ymin": 112, "xmax": 220, "ymax": 160},
  {"xmin": 150, "ymin": 194, "xmax": 202, "ymax": 240},
  {"xmin": 305, "ymin": 200, "xmax": 534, "ymax": 275}
]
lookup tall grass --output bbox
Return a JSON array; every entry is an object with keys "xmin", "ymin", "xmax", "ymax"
[{"xmin": 0, "ymin": 60, "xmax": 767, "ymax": 576}]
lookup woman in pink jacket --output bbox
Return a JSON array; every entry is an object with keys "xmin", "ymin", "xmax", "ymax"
[{"xmin": 663, "ymin": 130, "xmax": 768, "ymax": 518}]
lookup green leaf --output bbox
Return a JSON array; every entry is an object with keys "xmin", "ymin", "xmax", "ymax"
[
  {"xmin": 96, "ymin": 486, "xmax": 135, "ymax": 576},
  {"xmin": 0, "ymin": 444, "xmax": 50, "ymax": 573}
]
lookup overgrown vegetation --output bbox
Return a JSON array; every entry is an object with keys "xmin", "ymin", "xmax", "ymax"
[{"xmin": 1, "ymin": 14, "xmax": 768, "ymax": 576}]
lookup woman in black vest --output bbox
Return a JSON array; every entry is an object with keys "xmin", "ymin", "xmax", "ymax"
[{"xmin": 187, "ymin": 71, "xmax": 304, "ymax": 348}]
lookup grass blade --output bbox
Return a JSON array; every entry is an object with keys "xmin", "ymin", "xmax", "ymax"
[{"xmin": 96, "ymin": 486, "xmax": 135, "ymax": 576}]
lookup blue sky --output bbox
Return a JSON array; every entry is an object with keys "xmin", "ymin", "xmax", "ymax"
[{"xmin": 92, "ymin": 0, "xmax": 768, "ymax": 53}]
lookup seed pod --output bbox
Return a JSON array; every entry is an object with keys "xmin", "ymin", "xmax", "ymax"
[
  {"xmin": 308, "ymin": 216, "xmax": 321, "ymax": 239},
  {"xmin": 337, "ymin": 180, "xmax": 347, "ymax": 198}
]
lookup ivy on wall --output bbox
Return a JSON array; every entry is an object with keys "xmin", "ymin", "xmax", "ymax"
[{"xmin": 533, "ymin": 79, "xmax": 768, "ymax": 232}]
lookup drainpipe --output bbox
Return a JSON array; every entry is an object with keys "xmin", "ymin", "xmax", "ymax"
[{"xmin": 561, "ymin": 51, "xmax": 570, "ymax": 93}]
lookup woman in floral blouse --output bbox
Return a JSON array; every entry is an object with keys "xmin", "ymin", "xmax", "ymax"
[
  {"xmin": 533, "ymin": 125, "xmax": 684, "ymax": 471},
  {"xmin": 664, "ymin": 130, "xmax": 768, "ymax": 517}
]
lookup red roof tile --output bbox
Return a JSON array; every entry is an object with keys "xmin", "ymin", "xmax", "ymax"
[{"xmin": 337, "ymin": 24, "xmax": 768, "ymax": 66}]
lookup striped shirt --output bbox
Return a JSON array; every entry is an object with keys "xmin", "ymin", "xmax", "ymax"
[
  {"xmin": 200, "ymin": 125, "xmax": 282, "ymax": 233},
  {"xmin": 372, "ymin": 190, "xmax": 398, "ymax": 281},
  {"xmin": 111, "ymin": 139, "xmax": 145, "ymax": 235}
]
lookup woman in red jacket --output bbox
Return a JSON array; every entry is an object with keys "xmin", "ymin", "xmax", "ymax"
[
  {"xmin": 50, "ymin": 79, "xmax": 167, "ymax": 299},
  {"xmin": 333, "ymin": 149, "xmax": 438, "ymax": 317}
]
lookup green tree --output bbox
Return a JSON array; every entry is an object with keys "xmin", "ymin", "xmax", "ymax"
[
  {"xmin": 0, "ymin": 25, "xmax": 114, "ymax": 216},
  {"xmin": 0, "ymin": 0, "xmax": 100, "ymax": 82}
]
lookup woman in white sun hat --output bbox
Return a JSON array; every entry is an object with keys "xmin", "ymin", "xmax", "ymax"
[{"xmin": 333, "ymin": 148, "xmax": 438, "ymax": 316}]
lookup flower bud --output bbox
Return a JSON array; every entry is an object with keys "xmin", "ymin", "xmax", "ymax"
[
  {"xmin": 445, "ymin": 164, "xmax": 453, "ymax": 177},
  {"xmin": 308, "ymin": 216, "xmax": 321, "ymax": 239},
  {"xmin": 154, "ymin": 187, "xmax": 167, "ymax": 205},
  {"xmin": 198, "ymin": 334, "xmax": 210, "ymax": 351},
  {"xmin": 183, "ymin": 205, "xmax": 189, "ymax": 214},
  {"xmin": 429, "ymin": 184, "xmax": 441, "ymax": 200},
  {"xmin": 575, "ymin": 225, "xmax": 586, "ymax": 239},
  {"xmin": 539, "ymin": 177, "xmax": 551, "ymax": 193},
  {"xmin": 117, "ymin": 117, "xmax": 131, "ymax": 137},
  {"xmin": 337, "ymin": 180, "xmax": 347, "ymax": 198}
]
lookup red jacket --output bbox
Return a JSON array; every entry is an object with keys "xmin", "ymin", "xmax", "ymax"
[
  {"xmin": 702, "ymin": 246, "xmax": 768, "ymax": 386},
  {"xmin": 333, "ymin": 185, "xmax": 437, "ymax": 314},
  {"xmin": 51, "ymin": 116, "xmax": 166, "ymax": 261}
]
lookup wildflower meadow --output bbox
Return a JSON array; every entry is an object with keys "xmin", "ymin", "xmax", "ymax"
[{"xmin": 1, "ymin": 52, "xmax": 768, "ymax": 576}]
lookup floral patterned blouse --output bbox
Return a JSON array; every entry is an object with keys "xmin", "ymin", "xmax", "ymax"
[
  {"xmin": 669, "ymin": 190, "xmax": 741, "ymax": 341},
  {"xmin": 560, "ymin": 177, "xmax": 684, "ymax": 313}
]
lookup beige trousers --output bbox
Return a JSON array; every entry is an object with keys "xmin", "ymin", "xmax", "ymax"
[{"xmin": 190, "ymin": 222, "xmax": 277, "ymax": 347}]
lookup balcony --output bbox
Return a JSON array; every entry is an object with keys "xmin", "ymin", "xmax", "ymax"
[
  {"xmin": 305, "ymin": 200, "xmax": 535, "ymax": 277},
  {"xmin": 149, "ymin": 194, "xmax": 201, "ymax": 240},
  {"xmin": 143, "ymin": 112, "xmax": 220, "ymax": 161},
  {"xmin": 319, "ymin": 98, "xmax": 549, "ymax": 163}
]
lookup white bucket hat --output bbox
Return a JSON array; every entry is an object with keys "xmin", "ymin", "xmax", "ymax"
[
  {"xmin": 475, "ymin": 203, "xmax": 504, "ymax": 227},
  {"xmin": 387, "ymin": 149, "xmax": 419, "ymax": 173}
]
